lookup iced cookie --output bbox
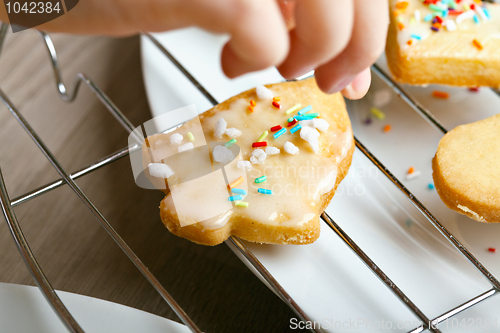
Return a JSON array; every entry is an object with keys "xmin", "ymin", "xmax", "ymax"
[
  {"xmin": 386, "ymin": 0, "xmax": 500, "ymax": 87},
  {"xmin": 143, "ymin": 78, "xmax": 354, "ymax": 245}
]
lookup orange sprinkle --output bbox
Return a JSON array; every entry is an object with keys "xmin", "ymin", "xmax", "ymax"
[
  {"xmin": 383, "ymin": 124, "xmax": 392, "ymax": 133},
  {"xmin": 472, "ymin": 39, "xmax": 483, "ymax": 51},
  {"xmin": 408, "ymin": 167, "xmax": 415, "ymax": 174},
  {"xmin": 407, "ymin": 39, "xmax": 413, "ymax": 45},
  {"xmin": 395, "ymin": 1, "xmax": 409, "ymax": 10},
  {"xmin": 272, "ymin": 96, "xmax": 281, "ymax": 102},
  {"xmin": 432, "ymin": 91, "xmax": 449, "ymax": 99},
  {"xmin": 393, "ymin": 9, "xmax": 404, "ymax": 16},
  {"xmin": 432, "ymin": 22, "xmax": 442, "ymax": 29},
  {"xmin": 228, "ymin": 176, "xmax": 244, "ymax": 189},
  {"xmin": 247, "ymin": 105, "xmax": 254, "ymax": 112},
  {"xmin": 397, "ymin": 22, "xmax": 405, "ymax": 30},
  {"xmin": 250, "ymin": 100, "xmax": 257, "ymax": 107}
]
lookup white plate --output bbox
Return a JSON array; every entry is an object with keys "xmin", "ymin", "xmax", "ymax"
[
  {"xmin": 141, "ymin": 29, "xmax": 500, "ymax": 332},
  {"xmin": 0, "ymin": 282, "xmax": 190, "ymax": 333}
]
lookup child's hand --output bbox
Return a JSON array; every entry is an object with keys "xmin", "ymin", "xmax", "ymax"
[{"xmin": 0, "ymin": 0, "xmax": 388, "ymax": 99}]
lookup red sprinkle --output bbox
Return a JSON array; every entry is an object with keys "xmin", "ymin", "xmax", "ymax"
[
  {"xmin": 488, "ymin": 247, "xmax": 497, "ymax": 253},
  {"xmin": 287, "ymin": 119, "xmax": 298, "ymax": 127},
  {"xmin": 270, "ymin": 125, "xmax": 283, "ymax": 132},
  {"xmin": 432, "ymin": 91, "xmax": 449, "ymax": 99},
  {"xmin": 252, "ymin": 141, "xmax": 267, "ymax": 148},
  {"xmin": 272, "ymin": 101, "xmax": 281, "ymax": 109},
  {"xmin": 435, "ymin": 16, "xmax": 443, "ymax": 23},
  {"xmin": 470, "ymin": 3, "xmax": 475, "ymax": 9},
  {"xmin": 469, "ymin": 87, "xmax": 480, "ymax": 92}
]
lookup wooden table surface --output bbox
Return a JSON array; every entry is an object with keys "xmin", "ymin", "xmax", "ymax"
[{"xmin": 0, "ymin": 30, "xmax": 307, "ymax": 332}]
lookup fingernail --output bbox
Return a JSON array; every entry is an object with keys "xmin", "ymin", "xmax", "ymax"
[
  {"xmin": 342, "ymin": 82, "xmax": 355, "ymax": 98},
  {"xmin": 328, "ymin": 77, "xmax": 353, "ymax": 94}
]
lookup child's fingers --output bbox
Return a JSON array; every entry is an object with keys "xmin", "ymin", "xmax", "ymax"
[
  {"xmin": 219, "ymin": 0, "xmax": 290, "ymax": 77},
  {"xmin": 341, "ymin": 67, "xmax": 371, "ymax": 100},
  {"xmin": 314, "ymin": 0, "xmax": 388, "ymax": 96},
  {"xmin": 277, "ymin": 0, "xmax": 354, "ymax": 80}
]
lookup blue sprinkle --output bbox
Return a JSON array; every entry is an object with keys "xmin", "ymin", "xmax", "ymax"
[
  {"xmin": 290, "ymin": 124, "xmax": 302, "ymax": 134},
  {"xmin": 484, "ymin": 8, "xmax": 491, "ymax": 19},
  {"xmin": 231, "ymin": 188, "xmax": 247, "ymax": 195},
  {"xmin": 297, "ymin": 105, "xmax": 313, "ymax": 115},
  {"xmin": 411, "ymin": 34, "xmax": 422, "ymax": 40},
  {"xmin": 424, "ymin": 14, "xmax": 433, "ymax": 22},
  {"xmin": 273, "ymin": 128, "xmax": 287, "ymax": 139},
  {"xmin": 442, "ymin": 10, "xmax": 448, "ymax": 18},
  {"xmin": 258, "ymin": 188, "xmax": 272, "ymax": 195},
  {"xmin": 428, "ymin": 183, "xmax": 435, "ymax": 190},
  {"xmin": 473, "ymin": 14, "xmax": 479, "ymax": 24},
  {"xmin": 228, "ymin": 195, "xmax": 243, "ymax": 201}
]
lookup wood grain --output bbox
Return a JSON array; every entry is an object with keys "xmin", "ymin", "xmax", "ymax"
[{"xmin": 0, "ymin": 31, "xmax": 306, "ymax": 332}]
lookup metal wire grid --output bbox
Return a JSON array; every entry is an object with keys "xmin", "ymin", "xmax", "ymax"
[{"xmin": 0, "ymin": 24, "xmax": 497, "ymax": 332}]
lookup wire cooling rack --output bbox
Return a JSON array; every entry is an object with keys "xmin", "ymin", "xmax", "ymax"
[{"xmin": 0, "ymin": 24, "xmax": 499, "ymax": 333}]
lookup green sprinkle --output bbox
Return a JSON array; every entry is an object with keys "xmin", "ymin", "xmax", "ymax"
[
  {"xmin": 235, "ymin": 201, "xmax": 249, "ymax": 208},
  {"xmin": 257, "ymin": 131, "xmax": 268, "ymax": 142},
  {"xmin": 225, "ymin": 139, "xmax": 237, "ymax": 147},
  {"xmin": 370, "ymin": 107, "xmax": 386, "ymax": 120},
  {"xmin": 285, "ymin": 104, "xmax": 302, "ymax": 115},
  {"xmin": 287, "ymin": 117, "xmax": 295, "ymax": 122},
  {"xmin": 255, "ymin": 175, "xmax": 267, "ymax": 184},
  {"xmin": 187, "ymin": 132, "xmax": 194, "ymax": 141},
  {"xmin": 304, "ymin": 112, "xmax": 319, "ymax": 118}
]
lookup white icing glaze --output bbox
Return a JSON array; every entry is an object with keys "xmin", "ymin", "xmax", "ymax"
[
  {"xmin": 150, "ymin": 86, "xmax": 352, "ymax": 230},
  {"xmin": 392, "ymin": 0, "xmax": 500, "ymax": 52}
]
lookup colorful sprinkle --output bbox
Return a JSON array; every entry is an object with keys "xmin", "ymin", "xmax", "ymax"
[
  {"xmin": 258, "ymin": 188, "xmax": 272, "ymax": 195},
  {"xmin": 294, "ymin": 115, "xmax": 315, "ymax": 121},
  {"xmin": 407, "ymin": 39, "xmax": 413, "ymax": 45},
  {"xmin": 273, "ymin": 96, "xmax": 281, "ymax": 102},
  {"xmin": 488, "ymin": 247, "xmax": 497, "ymax": 253},
  {"xmin": 252, "ymin": 141, "xmax": 267, "ymax": 148},
  {"xmin": 472, "ymin": 39, "xmax": 483, "ymax": 50},
  {"xmin": 395, "ymin": 1, "xmax": 409, "ymax": 10},
  {"xmin": 250, "ymin": 100, "xmax": 257, "ymax": 107},
  {"xmin": 297, "ymin": 105, "xmax": 313, "ymax": 115},
  {"xmin": 398, "ymin": 22, "xmax": 405, "ymax": 30},
  {"xmin": 287, "ymin": 119, "xmax": 298, "ymax": 127},
  {"xmin": 469, "ymin": 87, "xmax": 480, "ymax": 92},
  {"xmin": 235, "ymin": 201, "xmax": 249, "ymax": 208},
  {"xmin": 290, "ymin": 124, "xmax": 302, "ymax": 134},
  {"xmin": 273, "ymin": 128, "xmax": 287, "ymax": 139},
  {"xmin": 287, "ymin": 116, "xmax": 295, "ymax": 122},
  {"xmin": 228, "ymin": 195, "xmax": 243, "ymax": 201},
  {"xmin": 364, "ymin": 117, "xmax": 373, "ymax": 125},
  {"xmin": 285, "ymin": 104, "xmax": 302, "ymax": 115},
  {"xmin": 257, "ymin": 131, "xmax": 268, "ymax": 142},
  {"xmin": 432, "ymin": 91, "xmax": 450, "ymax": 99},
  {"xmin": 228, "ymin": 176, "xmax": 244, "ymax": 189},
  {"xmin": 271, "ymin": 125, "xmax": 283, "ymax": 132},
  {"xmin": 255, "ymin": 175, "xmax": 267, "ymax": 184},
  {"xmin": 231, "ymin": 188, "xmax": 247, "ymax": 195},
  {"xmin": 370, "ymin": 107, "xmax": 386, "ymax": 120},
  {"xmin": 272, "ymin": 101, "xmax": 281, "ymax": 109},
  {"xmin": 303, "ymin": 112, "xmax": 319, "ymax": 118},
  {"xmin": 408, "ymin": 167, "xmax": 415, "ymax": 174},
  {"xmin": 187, "ymin": 132, "xmax": 194, "ymax": 142},
  {"xmin": 424, "ymin": 14, "xmax": 433, "ymax": 21},
  {"xmin": 383, "ymin": 124, "xmax": 392, "ymax": 133},
  {"xmin": 247, "ymin": 105, "xmax": 254, "ymax": 112},
  {"xmin": 225, "ymin": 139, "xmax": 237, "ymax": 148},
  {"xmin": 428, "ymin": 183, "xmax": 435, "ymax": 190}
]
